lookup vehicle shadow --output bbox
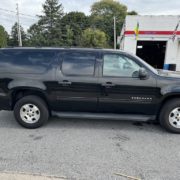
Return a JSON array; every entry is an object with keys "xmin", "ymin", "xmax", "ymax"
[
  {"xmin": 0, "ymin": 111, "xmax": 166, "ymax": 134},
  {"xmin": 47, "ymin": 115, "xmax": 165, "ymax": 134}
]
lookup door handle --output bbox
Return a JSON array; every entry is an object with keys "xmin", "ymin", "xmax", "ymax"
[
  {"xmin": 101, "ymin": 82, "xmax": 115, "ymax": 87},
  {"xmin": 58, "ymin": 80, "xmax": 72, "ymax": 85}
]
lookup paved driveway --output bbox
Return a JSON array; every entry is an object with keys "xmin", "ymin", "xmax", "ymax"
[{"xmin": 0, "ymin": 111, "xmax": 179, "ymax": 180}]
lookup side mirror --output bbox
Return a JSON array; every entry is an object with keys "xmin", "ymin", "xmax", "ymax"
[{"xmin": 139, "ymin": 68, "xmax": 149, "ymax": 80}]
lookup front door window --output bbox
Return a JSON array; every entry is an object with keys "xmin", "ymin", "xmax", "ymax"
[{"xmin": 103, "ymin": 54, "xmax": 141, "ymax": 78}]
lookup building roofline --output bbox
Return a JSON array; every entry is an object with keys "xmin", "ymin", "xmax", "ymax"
[{"xmin": 126, "ymin": 15, "xmax": 180, "ymax": 17}]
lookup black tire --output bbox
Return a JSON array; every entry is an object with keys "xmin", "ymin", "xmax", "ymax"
[
  {"xmin": 14, "ymin": 95, "xmax": 49, "ymax": 129},
  {"xmin": 160, "ymin": 98, "xmax": 180, "ymax": 133}
]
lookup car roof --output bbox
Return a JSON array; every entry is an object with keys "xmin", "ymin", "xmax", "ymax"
[{"xmin": 0, "ymin": 47, "xmax": 126, "ymax": 53}]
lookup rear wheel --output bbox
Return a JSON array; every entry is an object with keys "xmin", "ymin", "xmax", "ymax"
[
  {"xmin": 14, "ymin": 95, "xmax": 49, "ymax": 129},
  {"xmin": 160, "ymin": 99, "xmax": 180, "ymax": 133}
]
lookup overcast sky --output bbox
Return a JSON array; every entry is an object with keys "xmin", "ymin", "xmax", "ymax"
[{"xmin": 1, "ymin": 0, "xmax": 180, "ymax": 33}]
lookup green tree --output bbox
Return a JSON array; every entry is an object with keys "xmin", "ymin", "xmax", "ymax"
[
  {"xmin": 0, "ymin": 25, "xmax": 7, "ymax": 48},
  {"xmin": 81, "ymin": 28, "xmax": 108, "ymax": 48},
  {"xmin": 61, "ymin": 12, "xmax": 90, "ymax": 46},
  {"xmin": 8, "ymin": 22, "xmax": 27, "ymax": 46},
  {"xmin": 90, "ymin": 0, "xmax": 127, "ymax": 47},
  {"xmin": 27, "ymin": 23, "xmax": 47, "ymax": 46},
  {"xmin": 65, "ymin": 25, "xmax": 74, "ymax": 46},
  {"xmin": 37, "ymin": 0, "xmax": 64, "ymax": 46},
  {"xmin": 127, "ymin": 11, "xmax": 138, "ymax": 15}
]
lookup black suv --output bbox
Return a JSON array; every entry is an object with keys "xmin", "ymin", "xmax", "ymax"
[{"xmin": 0, "ymin": 47, "xmax": 180, "ymax": 133}]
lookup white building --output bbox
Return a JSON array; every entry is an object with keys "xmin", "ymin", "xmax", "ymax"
[{"xmin": 120, "ymin": 15, "xmax": 180, "ymax": 70}]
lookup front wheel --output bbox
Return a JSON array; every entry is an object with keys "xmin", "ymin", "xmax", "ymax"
[
  {"xmin": 160, "ymin": 99, "xmax": 180, "ymax": 133},
  {"xmin": 14, "ymin": 95, "xmax": 49, "ymax": 129}
]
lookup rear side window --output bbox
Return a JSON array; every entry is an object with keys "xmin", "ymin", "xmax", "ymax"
[
  {"xmin": 62, "ymin": 52, "xmax": 96, "ymax": 76},
  {"xmin": 0, "ymin": 50, "xmax": 57, "ymax": 74}
]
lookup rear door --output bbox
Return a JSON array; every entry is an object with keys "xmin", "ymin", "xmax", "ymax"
[
  {"xmin": 98, "ymin": 52, "xmax": 158, "ymax": 115},
  {"xmin": 55, "ymin": 50, "xmax": 99, "ymax": 112}
]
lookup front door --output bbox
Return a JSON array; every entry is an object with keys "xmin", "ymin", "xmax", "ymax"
[
  {"xmin": 98, "ymin": 52, "xmax": 158, "ymax": 115},
  {"xmin": 54, "ymin": 50, "xmax": 99, "ymax": 112}
]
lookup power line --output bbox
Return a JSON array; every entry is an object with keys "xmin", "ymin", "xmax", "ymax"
[
  {"xmin": 0, "ymin": 7, "xmax": 109, "ymax": 27},
  {"xmin": 0, "ymin": 7, "xmax": 38, "ymax": 19},
  {"xmin": 0, "ymin": 15, "xmax": 32, "ymax": 26},
  {"xmin": 0, "ymin": 11, "xmax": 38, "ymax": 20}
]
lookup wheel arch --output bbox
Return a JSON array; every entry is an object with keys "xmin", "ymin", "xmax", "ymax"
[
  {"xmin": 157, "ymin": 93, "xmax": 180, "ymax": 119},
  {"xmin": 10, "ymin": 87, "xmax": 50, "ymax": 111}
]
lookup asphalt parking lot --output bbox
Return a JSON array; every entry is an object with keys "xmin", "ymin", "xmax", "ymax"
[{"xmin": 0, "ymin": 111, "xmax": 179, "ymax": 180}]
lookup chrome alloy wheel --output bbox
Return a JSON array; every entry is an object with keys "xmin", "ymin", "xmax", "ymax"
[
  {"xmin": 169, "ymin": 107, "xmax": 180, "ymax": 128},
  {"xmin": 20, "ymin": 104, "xmax": 40, "ymax": 124}
]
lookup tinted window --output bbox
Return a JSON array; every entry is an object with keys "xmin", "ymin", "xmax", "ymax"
[
  {"xmin": 103, "ymin": 54, "xmax": 141, "ymax": 77},
  {"xmin": 62, "ymin": 52, "xmax": 95, "ymax": 76},
  {"xmin": 0, "ymin": 50, "xmax": 56, "ymax": 74}
]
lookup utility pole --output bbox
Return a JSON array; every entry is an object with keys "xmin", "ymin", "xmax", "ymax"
[
  {"xmin": 113, "ymin": 16, "xmax": 116, "ymax": 49},
  {"xmin": 16, "ymin": 3, "xmax": 22, "ymax": 47}
]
